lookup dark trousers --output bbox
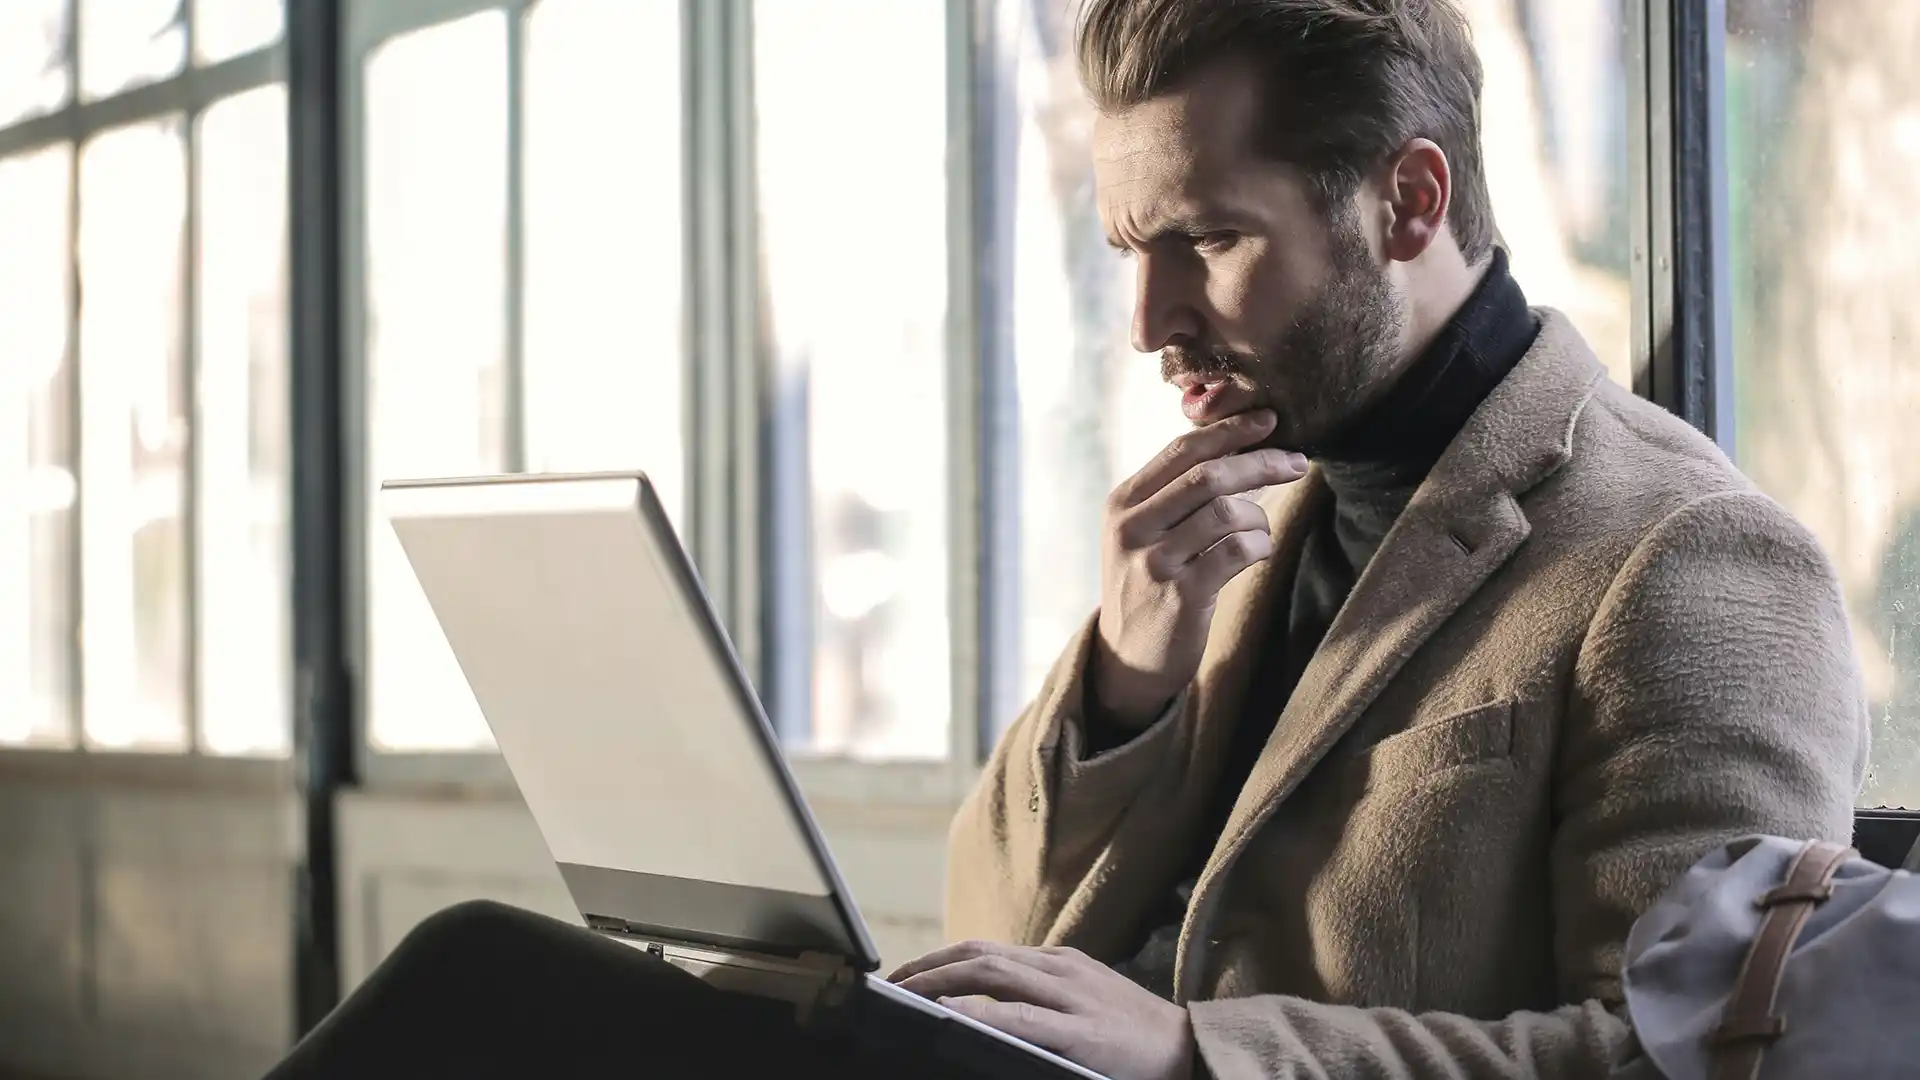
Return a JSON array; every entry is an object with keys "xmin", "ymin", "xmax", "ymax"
[{"xmin": 266, "ymin": 899, "xmax": 986, "ymax": 1079}]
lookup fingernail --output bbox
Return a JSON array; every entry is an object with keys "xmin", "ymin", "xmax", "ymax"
[{"xmin": 1286, "ymin": 452, "xmax": 1310, "ymax": 471}]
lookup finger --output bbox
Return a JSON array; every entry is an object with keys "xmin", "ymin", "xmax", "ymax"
[
  {"xmin": 886, "ymin": 940, "xmax": 1072, "ymax": 984},
  {"xmin": 1111, "ymin": 410, "xmax": 1277, "ymax": 508},
  {"xmin": 1125, "ymin": 447, "xmax": 1309, "ymax": 538},
  {"xmin": 1144, "ymin": 493, "xmax": 1270, "ymax": 574},
  {"xmin": 1182, "ymin": 528, "xmax": 1276, "ymax": 598},
  {"xmin": 898, "ymin": 955, "xmax": 1079, "ymax": 1012},
  {"xmin": 936, "ymin": 995, "xmax": 1081, "ymax": 1056}
]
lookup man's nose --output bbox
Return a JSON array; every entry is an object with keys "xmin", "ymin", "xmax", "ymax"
[{"xmin": 1130, "ymin": 254, "xmax": 1204, "ymax": 353}]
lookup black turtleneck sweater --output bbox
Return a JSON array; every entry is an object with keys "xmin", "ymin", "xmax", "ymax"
[{"xmin": 1104, "ymin": 249, "xmax": 1539, "ymax": 998}]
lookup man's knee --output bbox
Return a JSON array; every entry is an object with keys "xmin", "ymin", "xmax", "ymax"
[{"xmin": 396, "ymin": 898, "xmax": 541, "ymax": 961}]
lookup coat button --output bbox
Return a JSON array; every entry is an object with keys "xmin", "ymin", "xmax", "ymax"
[{"xmin": 1027, "ymin": 790, "xmax": 1041, "ymax": 813}]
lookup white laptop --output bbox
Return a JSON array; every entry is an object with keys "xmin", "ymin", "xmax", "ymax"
[{"xmin": 382, "ymin": 471, "xmax": 1106, "ymax": 1079}]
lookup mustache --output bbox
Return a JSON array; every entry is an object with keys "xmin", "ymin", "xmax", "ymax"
[{"xmin": 1160, "ymin": 346, "xmax": 1254, "ymax": 384}]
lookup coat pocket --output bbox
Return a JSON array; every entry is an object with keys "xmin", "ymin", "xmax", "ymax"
[{"xmin": 1352, "ymin": 699, "xmax": 1515, "ymax": 793}]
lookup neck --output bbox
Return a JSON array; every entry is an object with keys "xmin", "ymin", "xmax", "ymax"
[
  {"xmin": 1314, "ymin": 245, "xmax": 1534, "ymax": 468},
  {"xmin": 1397, "ymin": 242, "xmax": 1489, "ymax": 373}
]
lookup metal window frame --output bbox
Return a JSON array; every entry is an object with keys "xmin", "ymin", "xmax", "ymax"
[
  {"xmin": 0, "ymin": 0, "xmax": 290, "ymax": 783},
  {"xmin": 288, "ymin": 0, "xmax": 351, "ymax": 1032},
  {"xmin": 1638, "ymin": 0, "xmax": 1735, "ymax": 455}
]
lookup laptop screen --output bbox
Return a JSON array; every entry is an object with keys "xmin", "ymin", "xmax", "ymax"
[{"xmin": 383, "ymin": 473, "xmax": 876, "ymax": 965}]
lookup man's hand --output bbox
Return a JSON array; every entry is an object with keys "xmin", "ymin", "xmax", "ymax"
[
  {"xmin": 1092, "ymin": 409, "xmax": 1310, "ymax": 726},
  {"xmin": 890, "ymin": 941, "xmax": 1195, "ymax": 1080}
]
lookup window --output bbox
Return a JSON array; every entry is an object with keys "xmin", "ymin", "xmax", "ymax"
[
  {"xmin": 754, "ymin": 0, "xmax": 953, "ymax": 759},
  {"xmin": 0, "ymin": 145, "xmax": 76, "ymax": 748},
  {"xmin": 359, "ymin": 0, "xmax": 686, "ymax": 756},
  {"xmin": 1726, "ymin": 3, "xmax": 1920, "ymax": 809},
  {"xmin": 77, "ymin": 116, "xmax": 191, "ymax": 751},
  {"xmin": 0, "ymin": 1, "xmax": 69, "ymax": 127},
  {"xmin": 521, "ymin": 0, "xmax": 685, "ymax": 501},
  {"xmin": 196, "ymin": 0, "xmax": 284, "ymax": 65},
  {"xmin": 1001, "ymin": 0, "xmax": 1639, "ymax": 713},
  {"xmin": 0, "ymin": 1, "xmax": 289, "ymax": 757},
  {"xmin": 362, "ymin": 13, "xmax": 510, "ymax": 754},
  {"xmin": 196, "ymin": 85, "xmax": 291, "ymax": 757},
  {"xmin": 78, "ymin": 0, "xmax": 186, "ymax": 101},
  {"xmin": 1469, "ymin": 0, "xmax": 1635, "ymax": 386}
]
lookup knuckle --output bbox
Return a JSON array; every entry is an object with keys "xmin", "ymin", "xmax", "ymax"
[
  {"xmin": 1191, "ymin": 459, "xmax": 1229, "ymax": 494},
  {"xmin": 1208, "ymin": 494, "xmax": 1238, "ymax": 526},
  {"xmin": 1142, "ymin": 553, "xmax": 1178, "ymax": 584}
]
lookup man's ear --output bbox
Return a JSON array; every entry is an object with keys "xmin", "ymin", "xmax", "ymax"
[{"xmin": 1381, "ymin": 138, "xmax": 1451, "ymax": 263}]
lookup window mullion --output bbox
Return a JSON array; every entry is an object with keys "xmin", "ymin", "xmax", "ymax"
[
  {"xmin": 64, "ymin": 53, "xmax": 85, "ymax": 753},
  {"xmin": 183, "ymin": 59, "xmax": 204, "ymax": 755},
  {"xmin": 504, "ymin": 6, "xmax": 526, "ymax": 473},
  {"xmin": 287, "ymin": 0, "xmax": 353, "ymax": 1034},
  {"xmin": 683, "ymin": 0, "xmax": 761, "ymax": 694}
]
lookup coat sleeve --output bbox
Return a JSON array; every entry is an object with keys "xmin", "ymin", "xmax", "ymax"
[
  {"xmin": 1187, "ymin": 490, "xmax": 1870, "ymax": 1080},
  {"xmin": 944, "ymin": 615, "xmax": 1194, "ymax": 946}
]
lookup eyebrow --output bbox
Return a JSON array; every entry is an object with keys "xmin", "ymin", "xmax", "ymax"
[{"xmin": 1105, "ymin": 212, "xmax": 1242, "ymax": 252}]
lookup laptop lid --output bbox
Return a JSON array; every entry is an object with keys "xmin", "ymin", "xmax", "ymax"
[{"xmin": 381, "ymin": 471, "xmax": 881, "ymax": 971}]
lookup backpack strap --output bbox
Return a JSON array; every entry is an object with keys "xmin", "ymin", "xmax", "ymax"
[{"xmin": 1708, "ymin": 839, "xmax": 1854, "ymax": 1080}]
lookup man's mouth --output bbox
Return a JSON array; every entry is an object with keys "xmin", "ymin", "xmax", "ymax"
[
  {"xmin": 1177, "ymin": 376, "xmax": 1228, "ymax": 420},
  {"xmin": 1169, "ymin": 370, "xmax": 1250, "ymax": 424}
]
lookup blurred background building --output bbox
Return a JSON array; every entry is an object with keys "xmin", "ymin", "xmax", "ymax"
[{"xmin": 0, "ymin": 1, "xmax": 1914, "ymax": 1077}]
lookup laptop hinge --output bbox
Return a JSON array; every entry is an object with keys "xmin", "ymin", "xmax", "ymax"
[{"xmin": 588, "ymin": 919, "xmax": 859, "ymax": 1024}]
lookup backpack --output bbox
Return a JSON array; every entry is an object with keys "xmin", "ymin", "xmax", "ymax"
[{"xmin": 1611, "ymin": 834, "xmax": 1920, "ymax": 1079}]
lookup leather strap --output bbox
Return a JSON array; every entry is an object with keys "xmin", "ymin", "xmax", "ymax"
[{"xmin": 1708, "ymin": 839, "xmax": 1854, "ymax": 1080}]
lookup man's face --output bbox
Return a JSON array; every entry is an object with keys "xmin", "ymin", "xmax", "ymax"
[{"xmin": 1093, "ymin": 61, "xmax": 1406, "ymax": 452}]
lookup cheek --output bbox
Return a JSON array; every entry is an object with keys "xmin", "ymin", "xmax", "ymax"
[{"xmin": 1212, "ymin": 245, "xmax": 1313, "ymax": 345}]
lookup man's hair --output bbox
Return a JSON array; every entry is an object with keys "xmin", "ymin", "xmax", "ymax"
[{"xmin": 1076, "ymin": 0, "xmax": 1494, "ymax": 262}]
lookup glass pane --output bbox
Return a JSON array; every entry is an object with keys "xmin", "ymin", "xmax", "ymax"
[
  {"xmin": 0, "ymin": 0, "xmax": 70, "ymax": 127},
  {"xmin": 1727, "ymin": 3, "xmax": 1920, "ymax": 809},
  {"xmin": 756, "ymin": 0, "xmax": 950, "ymax": 758},
  {"xmin": 1002, "ymin": 0, "xmax": 1637, "ymax": 716},
  {"xmin": 364, "ymin": 13, "xmax": 508, "ymax": 753},
  {"xmin": 78, "ymin": 117, "xmax": 190, "ymax": 751},
  {"xmin": 196, "ymin": 0, "xmax": 283, "ymax": 64},
  {"xmin": 196, "ymin": 85, "xmax": 291, "ymax": 757},
  {"xmin": 522, "ymin": 0, "xmax": 685, "ymax": 525},
  {"xmin": 79, "ymin": 0, "xmax": 186, "ymax": 100},
  {"xmin": 0, "ymin": 145, "xmax": 77, "ymax": 748},
  {"xmin": 1466, "ymin": 0, "xmax": 1635, "ymax": 386}
]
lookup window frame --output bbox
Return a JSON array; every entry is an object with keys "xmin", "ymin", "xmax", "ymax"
[
  {"xmin": 343, "ymin": 0, "xmax": 989, "ymax": 804},
  {"xmin": 0, "ymin": 0, "xmax": 290, "ymax": 787}
]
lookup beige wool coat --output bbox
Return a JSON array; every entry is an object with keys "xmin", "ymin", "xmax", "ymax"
[{"xmin": 945, "ymin": 311, "xmax": 1870, "ymax": 1080}]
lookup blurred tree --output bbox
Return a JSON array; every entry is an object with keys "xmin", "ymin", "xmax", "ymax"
[{"xmin": 1731, "ymin": 0, "xmax": 1920, "ymax": 807}]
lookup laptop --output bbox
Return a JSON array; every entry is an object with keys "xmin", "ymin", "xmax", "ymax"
[{"xmin": 381, "ymin": 471, "xmax": 1107, "ymax": 1079}]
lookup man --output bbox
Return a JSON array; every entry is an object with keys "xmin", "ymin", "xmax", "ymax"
[
  {"xmin": 261, "ymin": 2, "xmax": 1865, "ymax": 1079},
  {"xmin": 887, "ymin": 1, "xmax": 1868, "ymax": 1079}
]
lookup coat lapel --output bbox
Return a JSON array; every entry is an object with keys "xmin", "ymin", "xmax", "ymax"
[{"xmin": 1171, "ymin": 309, "xmax": 1608, "ymax": 1001}]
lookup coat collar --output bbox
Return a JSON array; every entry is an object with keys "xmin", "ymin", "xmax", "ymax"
[{"xmin": 1170, "ymin": 308, "xmax": 1608, "ymax": 1001}]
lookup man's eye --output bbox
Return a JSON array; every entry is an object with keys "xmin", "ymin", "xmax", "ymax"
[{"xmin": 1194, "ymin": 232, "xmax": 1238, "ymax": 254}]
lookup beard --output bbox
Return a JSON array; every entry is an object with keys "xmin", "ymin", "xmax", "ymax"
[{"xmin": 1160, "ymin": 213, "xmax": 1403, "ymax": 452}]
